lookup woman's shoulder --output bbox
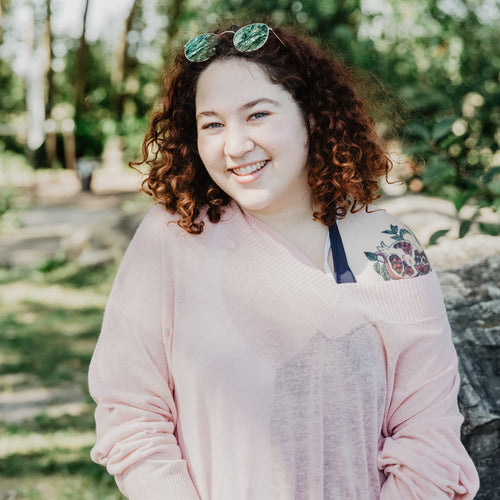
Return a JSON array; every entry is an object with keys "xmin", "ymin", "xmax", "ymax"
[
  {"xmin": 140, "ymin": 203, "xmax": 181, "ymax": 227},
  {"xmin": 134, "ymin": 202, "xmax": 239, "ymax": 246},
  {"xmin": 337, "ymin": 206, "xmax": 432, "ymax": 283}
]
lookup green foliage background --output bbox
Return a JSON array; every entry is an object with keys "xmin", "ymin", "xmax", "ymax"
[
  {"xmin": 0, "ymin": 1, "xmax": 499, "ymax": 498},
  {"xmin": 1, "ymin": 0, "xmax": 499, "ymax": 239}
]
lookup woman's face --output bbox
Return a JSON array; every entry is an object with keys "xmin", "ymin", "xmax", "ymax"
[{"xmin": 195, "ymin": 58, "xmax": 311, "ymax": 219}]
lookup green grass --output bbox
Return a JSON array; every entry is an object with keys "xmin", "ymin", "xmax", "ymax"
[{"xmin": 0, "ymin": 263, "xmax": 126, "ymax": 499}]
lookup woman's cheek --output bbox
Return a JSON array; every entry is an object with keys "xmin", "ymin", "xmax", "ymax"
[{"xmin": 198, "ymin": 135, "xmax": 224, "ymax": 165}]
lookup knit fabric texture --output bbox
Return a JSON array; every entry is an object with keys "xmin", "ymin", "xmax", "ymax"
[{"xmin": 89, "ymin": 203, "xmax": 479, "ymax": 499}]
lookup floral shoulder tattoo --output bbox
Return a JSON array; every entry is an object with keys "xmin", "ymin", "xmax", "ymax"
[{"xmin": 364, "ymin": 224, "xmax": 431, "ymax": 281}]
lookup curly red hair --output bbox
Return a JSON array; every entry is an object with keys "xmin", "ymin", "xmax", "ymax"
[{"xmin": 137, "ymin": 22, "xmax": 391, "ymax": 234}]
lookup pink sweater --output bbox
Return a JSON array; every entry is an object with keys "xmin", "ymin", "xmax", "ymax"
[{"xmin": 89, "ymin": 203, "xmax": 479, "ymax": 499}]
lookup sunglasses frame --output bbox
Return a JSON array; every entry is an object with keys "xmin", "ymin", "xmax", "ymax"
[{"xmin": 184, "ymin": 23, "xmax": 285, "ymax": 63}]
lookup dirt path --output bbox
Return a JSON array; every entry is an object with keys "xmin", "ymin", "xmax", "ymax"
[
  {"xmin": 1, "ymin": 167, "xmax": 149, "ymax": 268},
  {"xmin": 2, "ymin": 166, "xmax": 500, "ymax": 270}
]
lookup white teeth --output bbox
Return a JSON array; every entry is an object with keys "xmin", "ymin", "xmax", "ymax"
[{"xmin": 232, "ymin": 160, "xmax": 267, "ymax": 176}]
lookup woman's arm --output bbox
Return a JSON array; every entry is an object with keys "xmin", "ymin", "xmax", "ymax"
[
  {"xmin": 340, "ymin": 209, "xmax": 479, "ymax": 497},
  {"xmin": 375, "ymin": 279, "xmax": 479, "ymax": 499},
  {"xmin": 89, "ymin": 207, "xmax": 201, "ymax": 500}
]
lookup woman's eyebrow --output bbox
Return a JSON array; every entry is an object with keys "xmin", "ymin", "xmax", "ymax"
[
  {"xmin": 196, "ymin": 98, "xmax": 280, "ymax": 120},
  {"xmin": 196, "ymin": 110, "xmax": 220, "ymax": 119},
  {"xmin": 240, "ymin": 98, "xmax": 280, "ymax": 111}
]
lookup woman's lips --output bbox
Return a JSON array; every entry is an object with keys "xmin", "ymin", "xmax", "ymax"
[
  {"xmin": 230, "ymin": 160, "xmax": 269, "ymax": 184},
  {"xmin": 232, "ymin": 160, "xmax": 267, "ymax": 176}
]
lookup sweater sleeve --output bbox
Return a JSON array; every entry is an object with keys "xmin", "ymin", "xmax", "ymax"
[
  {"xmin": 374, "ymin": 273, "xmax": 480, "ymax": 499},
  {"xmin": 88, "ymin": 207, "xmax": 201, "ymax": 500}
]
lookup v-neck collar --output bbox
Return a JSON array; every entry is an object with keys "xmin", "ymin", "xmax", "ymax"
[
  {"xmin": 225, "ymin": 204, "xmax": 363, "ymax": 335},
  {"xmin": 221, "ymin": 201, "xmax": 444, "ymax": 333}
]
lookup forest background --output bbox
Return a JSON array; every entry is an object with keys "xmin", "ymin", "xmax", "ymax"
[
  {"xmin": 2, "ymin": 0, "xmax": 500, "ymax": 235},
  {"xmin": 0, "ymin": 0, "xmax": 499, "ymax": 498}
]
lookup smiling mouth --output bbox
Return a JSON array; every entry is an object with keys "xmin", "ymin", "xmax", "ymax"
[{"xmin": 231, "ymin": 160, "xmax": 268, "ymax": 176}]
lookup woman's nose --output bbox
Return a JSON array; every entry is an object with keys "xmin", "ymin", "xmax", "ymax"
[{"xmin": 223, "ymin": 125, "xmax": 254, "ymax": 158}]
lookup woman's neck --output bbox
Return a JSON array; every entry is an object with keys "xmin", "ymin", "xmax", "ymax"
[
  {"xmin": 242, "ymin": 191, "xmax": 317, "ymax": 234},
  {"xmin": 241, "ymin": 200, "xmax": 329, "ymax": 271}
]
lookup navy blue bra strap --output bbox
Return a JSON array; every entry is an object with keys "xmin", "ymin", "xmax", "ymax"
[{"xmin": 329, "ymin": 223, "xmax": 357, "ymax": 284}]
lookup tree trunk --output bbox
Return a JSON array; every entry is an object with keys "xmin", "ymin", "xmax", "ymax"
[
  {"xmin": 112, "ymin": 0, "xmax": 141, "ymax": 121},
  {"xmin": 0, "ymin": 0, "xmax": 3, "ymax": 43},
  {"xmin": 44, "ymin": 0, "xmax": 58, "ymax": 166},
  {"xmin": 45, "ymin": 0, "xmax": 54, "ymax": 119},
  {"xmin": 74, "ymin": 0, "xmax": 91, "ymax": 116},
  {"xmin": 162, "ymin": 0, "xmax": 186, "ymax": 63},
  {"xmin": 24, "ymin": 5, "xmax": 46, "ymax": 168}
]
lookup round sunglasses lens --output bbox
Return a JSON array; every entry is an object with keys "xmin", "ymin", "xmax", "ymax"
[
  {"xmin": 185, "ymin": 33, "xmax": 217, "ymax": 62},
  {"xmin": 233, "ymin": 23, "xmax": 269, "ymax": 52}
]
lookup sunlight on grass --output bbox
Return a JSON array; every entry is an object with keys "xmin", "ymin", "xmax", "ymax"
[
  {"xmin": 0, "ymin": 262, "xmax": 123, "ymax": 499},
  {"xmin": 0, "ymin": 264, "xmax": 115, "ymax": 390},
  {"xmin": 0, "ymin": 430, "xmax": 96, "ymax": 458},
  {"xmin": 0, "ymin": 475, "xmax": 125, "ymax": 500},
  {"xmin": 1, "ymin": 281, "xmax": 109, "ymax": 310}
]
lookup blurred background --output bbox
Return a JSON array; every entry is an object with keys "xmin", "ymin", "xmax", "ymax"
[{"xmin": 0, "ymin": 0, "xmax": 499, "ymax": 499}]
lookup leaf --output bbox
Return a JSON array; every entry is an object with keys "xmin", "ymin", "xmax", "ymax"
[
  {"xmin": 479, "ymin": 223, "xmax": 500, "ymax": 236},
  {"xmin": 364, "ymin": 251, "xmax": 379, "ymax": 261},
  {"xmin": 439, "ymin": 134, "xmax": 460, "ymax": 150},
  {"xmin": 459, "ymin": 219, "xmax": 473, "ymax": 239},
  {"xmin": 392, "ymin": 229, "xmax": 409, "ymax": 241},
  {"xmin": 421, "ymin": 156, "xmax": 456, "ymax": 188},
  {"xmin": 493, "ymin": 198, "xmax": 500, "ymax": 213},
  {"xmin": 381, "ymin": 265, "xmax": 391, "ymax": 281},
  {"xmin": 483, "ymin": 166, "xmax": 500, "ymax": 184},
  {"xmin": 452, "ymin": 190, "xmax": 471, "ymax": 212},
  {"xmin": 403, "ymin": 143, "xmax": 433, "ymax": 156},
  {"xmin": 487, "ymin": 181, "xmax": 500, "ymax": 196},
  {"xmin": 431, "ymin": 117, "xmax": 457, "ymax": 142},
  {"xmin": 407, "ymin": 122, "xmax": 430, "ymax": 141},
  {"xmin": 428, "ymin": 229, "xmax": 450, "ymax": 246}
]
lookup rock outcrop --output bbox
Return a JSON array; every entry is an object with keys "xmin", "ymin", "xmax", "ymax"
[{"xmin": 438, "ymin": 255, "xmax": 500, "ymax": 500}]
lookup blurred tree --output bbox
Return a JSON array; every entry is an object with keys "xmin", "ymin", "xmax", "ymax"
[
  {"xmin": 45, "ymin": 0, "xmax": 54, "ymax": 119},
  {"xmin": 155, "ymin": 0, "xmax": 187, "ymax": 63},
  {"xmin": 24, "ymin": 2, "xmax": 49, "ymax": 167},
  {"xmin": 0, "ymin": 0, "xmax": 498, "ymax": 229},
  {"xmin": 370, "ymin": 0, "xmax": 500, "ymax": 237},
  {"xmin": 70, "ymin": 37, "xmax": 113, "ymax": 158},
  {"xmin": 0, "ymin": 0, "xmax": 12, "ymax": 43},
  {"xmin": 74, "ymin": 0, "xmax": 90, "ymax": 116},
  {"xmin": 0, "ymin": 0, "xmax": 21, "ymax": 150},
  {"xmin": 112, "ymin": 0, "xmax": 142, "ymax": 121}
]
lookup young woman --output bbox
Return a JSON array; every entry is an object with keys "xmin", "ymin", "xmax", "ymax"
[{"xmin": 89, "ymin": 22, "xmax": 479, "ymax": 499}]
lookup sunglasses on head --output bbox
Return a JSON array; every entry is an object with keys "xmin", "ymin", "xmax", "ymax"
[{"xmin": 184, "ymin": 23, "xmax": 285, "ymax": 63}]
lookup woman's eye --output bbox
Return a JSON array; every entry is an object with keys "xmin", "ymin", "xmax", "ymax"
[
  {"xmin": 202, "ymin": 122, "xmax": 223, "ymax": 130},
  {"xmin": 250, "ymin": 112, "xmax": 269, "ymax": 120}
]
